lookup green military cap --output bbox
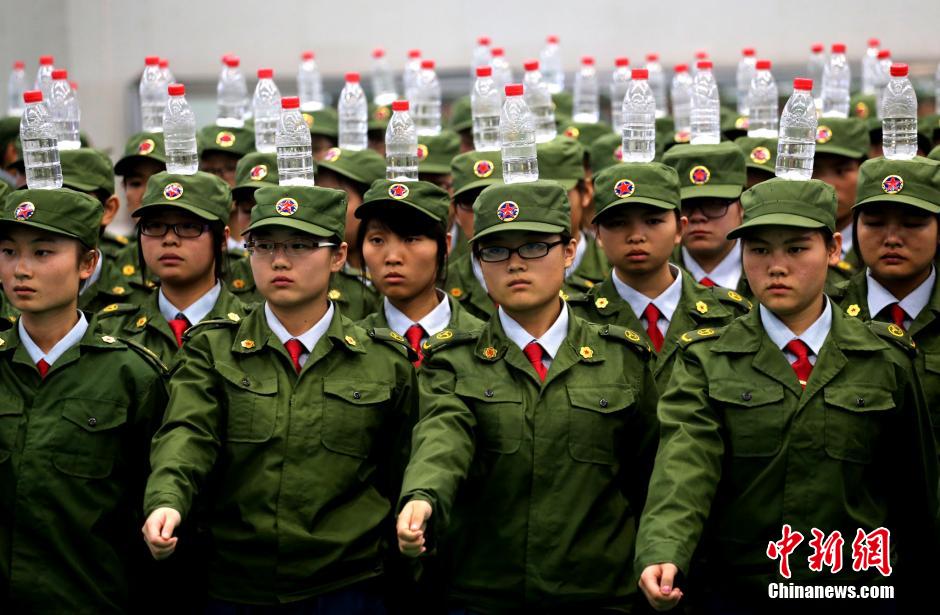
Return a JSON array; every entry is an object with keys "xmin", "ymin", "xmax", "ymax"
[
  {"xmin": 317, "ymin": 147, "xmax": 385, "ymax": 187},
  {"xmin": 662, "ymin": 142, "xmax": 746, "ymax": 201},
  {"xmin": 0, "ymin": 181, "xmax": 10, "ymax": 201},
  {"xmin": 850, "ymin": 93, "xmax": 880, "ymax": 133},
  {"xmin": 814, "ymin": 117, "xmax": 869, "ymax": 159},
  {"xmin": 368, "ymin": 103, "xmax": 392, "ymax": 132},
  {"xmin": 720, "ymin": 106, "xmax": 749, "ymax": 140},
  {"xmin": 592, "ymin": 162, "xmax": 680, "ymax": 222},
  {"xmin": 451, "ymin": 150, "xmax": 503, "ymax": 198},
  {"xmin": 656, "ymin": 116, "xmax": 682, "ymax": 150},
  {"xmin": 358, "ymin": 179, "xmax": 450, "ymax": 225},
  {"xmin": 552, "ymin": 92, "xmax": 574, "ymax": 119},
  {"xmin": 114, "ymin": 132, "xmax": 167, "ymax": 176},
  {"xmin": 0, "ymin": 117, "xmax": 19, "ymax": 153},
  {"xmin": 1, "ymin": 188, "xmax": 102, "ymax": 248},
  {"xmin": 537, "ymin": 137, "xmax": 586, "ymax": 190},
  {"xmin": 303, "ymin": 108, "xmax": 339, "ymax": 138},
  {"xmin": 197, "ymin": 125, "xmax": 255, "ymax": 158},
  {"xmin": 560, "ymin": 121, "xmax": 613, "ymax": 147},
  {"xmin": 59, "ymin": 148, "xmax": 115, "ymax": 196},
  {"xmin": 232, "ymin": 152, "xmax": 281, "ymax": 200},
  {"xmin": 734, "ymin": 136, "xmax": 778, "ymax": 176},
  {"xmin": 727, "ymin": 178, "xmax": 836, "ymax": 239},
  {"xmin": 245, "ymin": 185, "xmax": 347, "ymax": 239},
  {"xmin": 589, "ymin": 132, "xmax": 623, "ymax": 175},
  {"xmin": 929, "ymin": 145, "xmax": 940, "ymax": 162},
  {"xmin": 853, "ymin": 156, "xmax": 940, "ymax": 214},
  {"xmin": 418, "ymin": 130, "xmax": 460, "ymax": 175},
  {"xmin": 472, "ymin": 180, "xmax": 570, "ymax": 241},
  {"xmin": 448, "ymin": 96, "xmax": 472, "ymax": 133},
  {"xmin": 137, "ymin": 171, "xmax": 232, "ymax": 223}
]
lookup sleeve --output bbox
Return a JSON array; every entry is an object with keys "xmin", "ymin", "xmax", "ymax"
[{"xmin": 624, "ymin": 357, "xmax": 661, "ymax": 519}]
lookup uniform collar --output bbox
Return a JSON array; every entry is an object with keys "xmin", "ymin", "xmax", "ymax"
[
  {"xmin": 866, "ymin": 266, "xmax": 935, "ymax": 323},
  {"xmin": 18, "ymin": 311, "xmax": 89, "ymax": 366},
  {"xmin": 612, "ymin": 263, "xmax": 683, "ymax": 323},
  {"xmin": 497, "ymin": 301, "xmax": 569, "ymax": 359},
  {"xmin": 839, "ymin": 220, "xmax": 854, "ymax": 258},
  {"xmin": 79, "ymin": 249, "xmax": 104, "ymax": 295},
  {"xmin": 226, "ymin": 236, "xmax": 243, "ymax": 252},
  {"xmin": 681, "ymin": 241, "xmax": 742, "ymax": 289},
  {"xmin": 158, "ymin": 281, "xmax": 223, "ymax": 325},
  {"xmin": 759, "ymin": 296, "xmax": 832, "ymax": 357},
  {"xmin": 565, "ymin": 233, "xmax": 588, "ymax": 280},
  {"xmin": 264, "ymin": 301, "xmax": 334, "ymax": 354},
  {"xmin": 384, "ymin": 292, "xmax": 452, "ymax": 338}
]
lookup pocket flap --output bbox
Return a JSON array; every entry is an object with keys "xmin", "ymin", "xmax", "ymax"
[
  {"xmin": 323, "ymin": 380, "xmax": 392, "ymax": 405},
  {"xmin": 455, "ymin": 379, "xmax": 522, "ymax": 403},
  {"xmin": 709, "ymin": 381, "xmax": 784, "ymax": 407},
  {"xmin": 824, "ymin": 386, "xmax": 895, "ymax": 413},
  {"xmin": 0, "ymin": 396, "xmax": 23, "ymax": 417},
  {"xmin": 61, "ymin": 399, "xmax": 126, "ymax": 432},
  {"xmin": 216, "ymin": 361, "xmax": 277, "ymax": 395},
  {"xmin": 566, "ymin": 385, "xmax": 635, "ymax": 413},
  {"xmin": 924, "ymin": 352, "xmax": 940, "ymax": 375}
]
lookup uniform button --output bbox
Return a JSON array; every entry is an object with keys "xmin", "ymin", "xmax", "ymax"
[
  {"xmin": 741, "ymin": 392, "xmax": 752, "ymax": 402},
  {"xmin": 484, "ymin": 389, "xmax": 494, "ymax": 398},
  {"xmin": 241, "ymin": 378, "xmax": 250, "ymax": 387},
  {"xmin": 87, "ymin": 417, "xmax": 97, "ymax": 427},
  {"xmin": 599, "ymin": 398, "xmax": 609, "ymax": 408},
  {"xmin": 856, "ymin": 397, "xmax": 865, "ymax": 407},
  {"xmin": 353, "ymin": 391, "xmax": 361, "ymax": 400}
]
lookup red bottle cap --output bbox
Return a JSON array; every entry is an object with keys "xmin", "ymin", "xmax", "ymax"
[
  {"xmin": 646, "ymin": 53, "xmax": 659, "ymax": 62},
  {"xmin": 281, "ymin": 96, "xmax": 300, "ymax": 109},
  {"xmin": 889, "ymin": 63, "xmax": 908, "ymax": 77},
  {"xmin": 523, "ymin": 60, "xmax": 539, "ymax": 71},
  {"xmin": 224, "ymin": 55, "xmax": 240, "ymax": 67},
  {"xmin": 159, "ymin": 58, "xmax": 169, "ymax": 69},
  {"xmin": 831, "ymin": 43, "xmax": 846, "ymax": 54},
  {"xmin": 547, "ymin": 35, "xmax": 559, "ymax": 44},
  {"xmin": 695, "ymin": 51, "xmax": 709, "ymax": 60},
  {"xmin": 145, "ymin": 56, "xmax": 160, "ymax": 66},
  {"xmin": 301, "ymin": 51, "xmax": 315, "ymax": 61},
  {"xmin": 697, "ymin": 60, "xmax": 713, "ymax": 70},
  {"xmin": 420, "ymin": 60, "xmax": 435, "ymax": 70},
  {"xmin": 505, "ymin": 83, "xmax": 524, "ymax": 96},
  {"xmin": 408, "ymin": 49, "xmax": 421, "ymax": 59},
  {"xmin": 674, "ymin": 63, "xmax": 688, "ymax": 73},
  {"xmin": 51, "ymin": 69, "xmax": 67, "ymax": 80},
  {"xmin": 742, "ymin": 48, "xmax": 755, "ymax": 57},
  {"xmin": 793, "ymin": 78, "xmax": 813, "ymax": 91},
  {"xmin": 868, "ymin": 38, "xmax": 880, "ymax": 48},
  {"xmin": 345, "ymin": 72, "xmax": 360, "ymax": 83},
  {"xmin": 581, "ymin": 56, "xmax": 595, "ymax": 66},
  {"xmin": 257, "ymin": 68, "xmax": 274, "ymax": 79},
  {"xmin": 39, "ymin": 55, "xmax": 54, "ymax": 66},
  {"xmin": 632, "ymin": 68, "xmax": 649, "ymax": 80},
  {"xmin": 491, "ymin": 47, "xmax": 505, "ymax": 57},
  {"xmin": 13, "ymin": 61, "xmax": 25, "ymax": 70},
  {"xmin": 23, "ymin": 90, "xmax": 42, "ymax": 103},
  {"xmin": 615, "ymin": 57, "xmax": 629, "ymax": 67},
  {"xmin": 877, "ymin": 49, "xmax": 891, "ymax": 59},
  {"xmin": 372, "ymin": 48, "xmax": 385, "ymax": 59},
  {"xmin": 756, "ymin": 60, "xmax": 772, "ymax": 70},
  {"xmin": 476, "ymin": 66, "xmax": 493, "ymax": 77},
  {"xmin": 392, "ymin": 100, "xmax": 409, "ymax": 112},
  {"xmin": 168, "ymin": 83, "xmax": 185, "ymax": 96},
  {"xmin": 811, "ymin": 43, "xmax": 824, "ymax": 53},
  {"xmin": 477, "ymin": 36, "xmax": 491, "ymax": 46}
]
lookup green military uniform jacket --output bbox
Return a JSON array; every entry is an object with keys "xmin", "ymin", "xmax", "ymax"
[
  {"xmin": 0, "ymin": 315, "xmax": 168, "ymax": 614},
  {"xmin": 564, "ymin": 235, "xmax": 610, "ymax": 293},
  {"xmin": 357, "ymin": 293, "xmax": 484, "ymax": 335},
  {"xmin": 144, "ymin": 308, "xmax": 416, "ymax": 605},
  {"xmin": 568, "ymin": 268, "xmax": 752, "ymax": 391},
  {"xmin": 79, "ymin": 253, "xmax": 154, "ymax": 314},
  {"xmin": 449, "ymin": 224, "xmax": 470, "ymax": 261},
  {"xmin": 99, "ymin": 230, "xmax": 134, "ymax": 260},
  {"xmin": 635, "ymin": 306, "xmax": 938, "ymax": 600},
  {"xmin": 399, "ymin": 307, "xmax": 660, "ymax": 613},
  {"xmin": 443, "ymin": 252, "xmax": 496, "ymax": 322}
]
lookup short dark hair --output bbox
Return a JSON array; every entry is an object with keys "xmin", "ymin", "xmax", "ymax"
[{"xmin": 356, "ymin": 207, "xmax": 449, "ymax": 284}]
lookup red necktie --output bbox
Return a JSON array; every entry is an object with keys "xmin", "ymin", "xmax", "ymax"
[
  {"xmin": 284, "ymin": 338, "xmax": 304, "ymax": 374},
  {"xmin": 168, "ymin": 313, "xmax": 190, "ymax": 348},
  {"xmin": 785, "ymin": 339, "xmax": 813, "ymax": 389},
  {"xmin": 36, "ymin": 358, "xmax": 49, "ymax": 379},
  {"xmin": 887, "ymin": 303, "xmax": 907, "ymax": 330},
  {"xmin": 404, "ymin": 324, "xmax": 425, "ymax": 368},
  {"xmin": 643, "ymin": 303, "xmax": 664, "ymax": 352},
  {"xmin": 523, "ymin": 341, "xmax": 548, "ymax": 382},
  {"xmin": 699, "ymin": 276, "xmax": 716, "ymax": 287}
]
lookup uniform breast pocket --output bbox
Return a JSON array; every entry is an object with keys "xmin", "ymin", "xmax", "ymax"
[
  {"xmin": 217, "ymin": 362, "xmax": 278, "ymax": 443},
  {"xmin": 54, "ymin": 398, "xmax": 127, "ymax": 479},
  {"xmin": 824, "ymin": 385, "xmax": 895, "ymax": 464},
  {"xmin": 455, "ymin": 380, "xmax": 523, "ymax": 455},
  {"xmin": 322, "ymin": 380, "xmax": 392, "ymax": 458},
  {"xmin": 567, "ymin": 385, "xmax": 635, "ymax": 465},
  {"xmin": 710, "ymin": 381, "xmax": 785, "ymax": 457},
  {"xmin": 0, "ymin": 396, "xmax": 23, "ymax": 457}
]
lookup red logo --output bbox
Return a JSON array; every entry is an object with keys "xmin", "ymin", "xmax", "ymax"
[
  {"xmin": 275, "ymin": 197, "xmax": 299, "ymax": 216},
  {"xmin": 13, "ymin": 201, "xmax": 35, "ymax": 221},
  {"xmin": 690, "ymin": 165, "xmax": 711, "ymax": 185},
  {"xmin": 324, "ymin": 147, "xmax": 342, "ymax": 162},
  {"xmin": 417, "ymin": 144, "xmax": 429, "ymax": 161},
  {"xmin": 137, "ymin": 138, "xmax": 156, "ymax": 155},
  {"xmin": 473, "ymin": 159, "xmax": 494, "ymax": 178},
  {"xmin": 882, "ymin": 174, "xmax": 903, "ymax": 194},
  {"xmin": 249, "ymin": 165, "xmax": 268, "ymax": 181},
  {"xmin": 496, "ymin": 200, "xmax": 519, "ymax": 222},
  {"xmin": 750, "ymin": 146, "xmax": 771, "ymax": 165},
  {"xmin": 816, "ymin": 125, "xmax": 833, "ymax": 144},
  {"xmin": 388, "ymin": 183, "xmax": 410, "ymax": 199},
  {"xmin": 613, "ymin": 179, "xmax": 635, "ymax": 198},
  {"xmin": 215, "ymin": 131, "xmax": 236, "ymax": 147},
  {"xmin": 163, "ymin": 183, "xmax": 184, "ymax": 200}
]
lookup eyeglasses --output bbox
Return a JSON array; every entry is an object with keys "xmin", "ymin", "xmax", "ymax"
[
  {"xmin": 477, "ymin": 240, "xmax": 564, "ymax": 263},
  {"xmin": 681, "ymin": 200, "xmax": 732, "ymax": 220},
  {"xmin": 140, "ymin": 221, "xmax": 210, "ymax": 238},
  {"xmin": 245, "ymin": 239, "xmax": 336, "ymax": 257}
]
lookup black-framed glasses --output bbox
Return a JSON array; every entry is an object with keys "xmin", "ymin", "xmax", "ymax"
[
  {"xmin": 681, "ymin": 200, "xmax": 732, "ymax": 220},
  {"xmin": 139, "ymin": 221, "xmax": 210, "ymax": 238},
  {"xmin": 245, "ymin": 239, "xmax": 336, "ymax": 257},
  {"xmin": 477, "ymin": 240, "xmax": 564, "ymax": 263}
]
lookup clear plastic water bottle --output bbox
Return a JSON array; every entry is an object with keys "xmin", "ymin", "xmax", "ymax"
[
  {"xmin": 645, "ymin": 53, "xmax": 667, "ymax": 119},
  {"xmin": 747, "ymin": 60, "xmax": 778, "ymax": 138},
  {"xmin": 776, "ymin": 78, "xmax": 817, "ymax": 181},
  {"xmin": 159, "ymin": 58, "xmax": 174, "ymax": 84},
  {"xmin": 690, "ymin": 60, "xmax": 720, "ymax": 145},
  {"xmin": 371, "ymin": 48, "xmax": 398, "ymax": 106},
  {"xmin": 540, "ymin": 35, "xmax": 564, "ymax": 94},
  {"xmin": 276, "ymin": 96, "xmax": 315, "ymax": 186},
  {"xmin": 252, "ymin": 68, "xmax": 281, "ymax": 154},
  {"xmin": 163, "ymin": 83, "xmax": 198, "ymax": 175},
  {"xmin": 19, "ymin": 90, "xmax": 62, "ymax": 189},
  {"xmin": 7, "ymin": 61, "xmax": 26, "ymax": 117},
  {"xmin": 500, "ymin": 84, "xmax": 538, "ymax": 184},
  {"xmin": 298, "ymin": 51, "xmax": 324, "ymax": 112},
  {"xmin": 490, "ymin": 48, "xmax": 514, "ymax": 93},
  {"xmin": 385, "ymin": 100, "xmax": 418, "ymax": 181},
  {"xmin": 573, "ymin": 56, "xmax": 599, "ymax": 123},
  {"xmin": 34, "ymin": 55, "xmax": 54, "ymax": 101},
  {"xmin": 874, "ymin": 49, "xmax": 892, "ymax": 116},
  {"xmin": 821, "ymin": 43, "xmax": 850, "ymax": 118},
  {"xmin": 403, "ymin": 49, "xmax": 422, "ymax": 104},
  {"xmin": 523, "ymin": 60, "xmax": 556, "ymax": 143},
  {"xmin": 621, "ymin": 69, "xmax": 656, "ymax": 163},
  {"xmin": 881, "ymin": 63, "xmax": 918, "ymax": 161},
  {"xmin": 217, "ymin": 55, "xmax": 248, "ymax": 127},
  {"xmin": 471, "ymin": 66, "xmax": 501, "ymax": 151},
  {"xmin": 49, "ymin": 69, "xmax": 80, "ymax": 150},
  {"xmin": 692, "ymin": 51, "xmax": 710, "ymax": 74},
  {"xmin": 338, "ymin": 72, "xmax": 368, "ymax": 151},
  {"xmin": 610, "ymin": 57, "xmax": 631, "ymax": 131},
  {"xmin": 671, "ymin": 64, "xmax": 693, "ymax": 142},
  {"xmin": 471, "ymin": 36, "xmax": 492, "ymax": 78},
  {"xmin": 861, "ymin": 38, "xmax": 880, "ymax": 95},
  {"xmin": 413, "ymin": 60, "xmax": 441, "ymax": 137},
  {"xmin": 808, "ymin": 43, "xmax": 826, "ymax": 110},
  {"xmin": 139, "ymin": 56, "xmax": 167, "ymax": 133},
  {"xmin": 736, "ymin": 48, "xmax": 757, "ymax": 115}
]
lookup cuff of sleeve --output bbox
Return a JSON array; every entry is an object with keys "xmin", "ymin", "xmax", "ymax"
[
  {"xmin": 144, "ymin": 492, "xmax": 189, "ymax": 520},
  {"xmin": 635, "ymin": 540, "xmax": 692, "ymax": 575}
]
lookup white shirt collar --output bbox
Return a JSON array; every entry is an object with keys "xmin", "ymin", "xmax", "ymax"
[
  {"xmin": 79, "ymin": 250, "xmax": 103, "ymax": 295},
  {"xmin": 470, "ymin": 253, "xmax": 489, "ymax": 292},
  {"xmin": 264, "ymin": 301, "xmax": 334, "ymax": 368},
  {"xmin": 612, "ymin": 264, "xmax": 684, "ymax": 324},
  {"xmin": 565, "ymin": 234, "xmax": 588, "ymax": 279},
  {"xmin": 681, "ymin": 241, "xmax": 742, "ymax": 289},
  {"xmin": 384, "ymin": 292, "xmax": 452, "ymax": 339},
  {"xmin": 839, "ymin": 221, "xmax": 853, "ymax": 258},
  {"xmin": 866, "ymin": 266, "xmax": 935, "ymax": 325},
  {"xmin": 227, "ymin": 236, "xmax": 243, "ymax": 252},
  {"xmin": 19, "ymin": 311, "xmax": 89, "ymax": 366},
  {"xmin": 158, "ymin": 282, "xmax": 222, "ymax": 325},
  {"xmin": 760, "ymin": 296, "xmax": 832, "ymax": 359},
  {"xmin": 498, "ymin": 303, "xmax": 569, "ymax": 361}
]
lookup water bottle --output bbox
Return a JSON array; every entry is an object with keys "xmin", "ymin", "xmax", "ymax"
[
  {"xmin": 7, "ymin": 61, "xmax": 26, "ymax": 117},
  {"xmin": 882, "ymin": 63, "xmax": 918, "ymax": 161},
  {"xmin": 159, "ymin": 58, "xmax": 174, "ymax": 84},
  {"xmin": 776, "ymin": 78, "xmax": 817, "ymax": 181},
  {"xmin": 298, "ymin": 51, "xmax": 324, "ymax": 112},
  {"xmin": 471, "ymin": 36, "xmax": 492, "ymax": 78},
  {"xmin": 621, "ymin": 69, "xmax": 656, "ymax": 163},
  {"xmin": 645, "ymin": 53, "xmax": 667, "ymax": 119},
  {"xmin": 371, "ymin": 48, "xmax": 398, "ymax": 106},
  {"xmin": 490, "ymin": 48, "xmax": 514, "ymax": 92},
  {"xmin": 385, "ymin": 100, "xmax": 418, "ymax": 181},
  {"xmin": 403, "ymin": 49, "xmax": 422, "ymax": 104},
  {"xmin": 540, "ymin": 35, "xmax": 564, "ymax": 94},
  {"xmin": 252, "ymin": 68, "xmax": 281, "ymax": 154},
  {"xmin": 19, "ymin": 90, "xmax": 62, "ymax": 189},
  {"xmin": 338, "ymin": 72, "xmax": 368, "ymax": 151},
  {"xmin": 610, "ymin": 57, "xmax": 631, "ymax": 131},
  {"xmin": 747, "ymin": 60, "xmax": 778, "ymax": 138},
  {"xmin": 216, "ymin": 55, "xmax": 248, "ymax": 127},
  {"xmin": 736, "ymin": 48, "xmax": 757, "ymax": 115},
  {"xmin": 413, "ymin": 60, "xmax": 441, "ymax": 137},
  {"xmin": 471, "ymin": 66, "xmax": 501, "ymax": 151},
  {"xmin": 690, "ymin": 61, "xmax": 720, "ymax": 145},
  {"xmin": 500, "ymin": 84, "xmax": 538, "ymax": 184},
  {"xmin": 671, "ymin": 64, "xmax": 693, "ymax": 142},
  {"xmin": 861, "ymin": 38, "xmax": 880, "ymax": 95},
  {"xmin": 276, "ymin": 96, "xmax": 315, "ymax": 186},
  {"xmin": 523, "ymin": 60, "xmax": 556, "ymax": 143},
  {"xmin": 875, "ymin": 49, "xmax": 892, "ymax": 116},
  {"xmin": 821, "ymin": 43, "xmax": 850, "ymax": 118},
  {"xmin": 139, "ymin": 56, "xmax": 167, "ymax": 133},
  {"xmin": 49, "ymin": 69, "xmax": 80, "ymax": 150},
  {"xmin": 573, "ymin": 56, "xmax": 599, "ymax": 123},
  {"xmin": 163, "ymin": 83, "xmax": 198, "ymax": 175},
  {"xmin": 34, "ymin": 55, "xmax": 54, "ymax": 101},
  {"xmin": 808, "ymin": 43, "xmax": 826, "ymax": 110}
]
